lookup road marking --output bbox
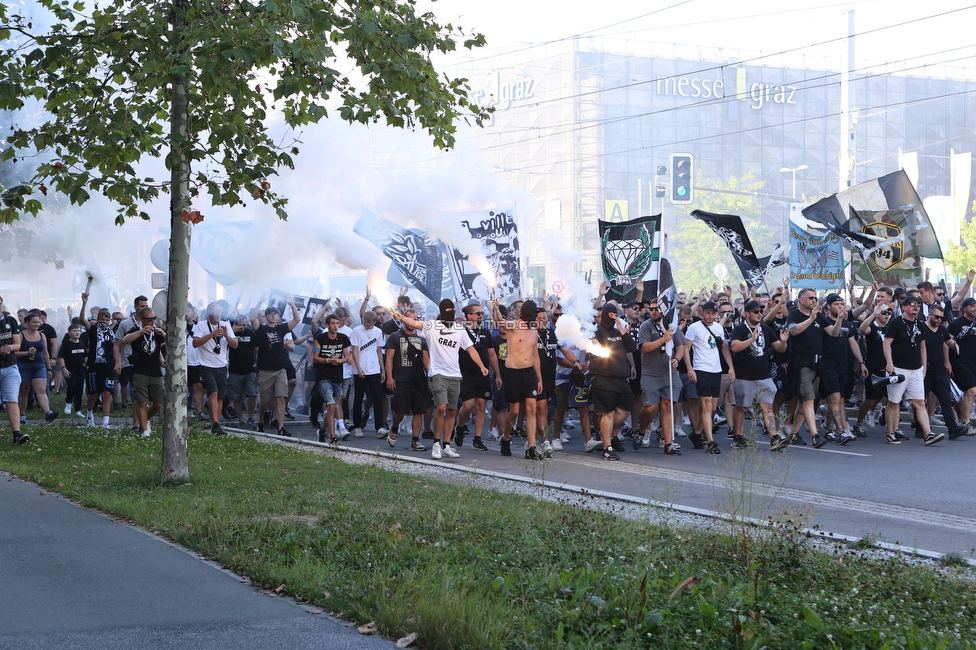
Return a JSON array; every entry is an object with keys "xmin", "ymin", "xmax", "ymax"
[{"xmin": 753, "ymin": 439, "xmax": 871, "ymax": 457}]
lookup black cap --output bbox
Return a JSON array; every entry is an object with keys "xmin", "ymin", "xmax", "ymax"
[
  {"xmin": 701, "ymin": 301, "xmax": 718, "ymax": 312},
  {"xmin": 825, "ymin": 293, "xmax": 844, "ymax": 305},
  {"xmin": 264, "ymin": 306, "xmax": 280, "ymax": 316},
  {"xmin": 962, "ymin": 297, "xmax": 976, "ymax": 308},
  {"xmin": 893, "ymin": 286, "xmax": 907, "ymax": 296},
  {"xmin": 743, "ymin": 300, "xmax": 761, "ymax": 312},
  {"xmin": 900, "ymin": 295, "xmax": 921, "ymax": 307},
  {"xmin": 623, "ymin": 300, "xmax": 643, "ymax": 309}
]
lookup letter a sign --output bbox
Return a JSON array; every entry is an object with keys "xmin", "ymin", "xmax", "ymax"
[{"xmin": 605, "ymin": 200, "xmax": 629, "ymax": 223}]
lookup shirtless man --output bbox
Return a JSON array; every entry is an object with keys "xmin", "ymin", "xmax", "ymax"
[{"xmin": 494, "ymin": 299, "xmax": 544, "ymax": 459}]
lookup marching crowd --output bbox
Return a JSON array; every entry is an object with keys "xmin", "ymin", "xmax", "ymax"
[{"xmin": 3, "ymin": 270, "xmax": 976, "ymax": 463}]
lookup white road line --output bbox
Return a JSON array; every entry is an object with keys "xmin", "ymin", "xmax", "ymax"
[{"xmin": 753, "ymin": 439, "xmax": 872, "ymax": 457}]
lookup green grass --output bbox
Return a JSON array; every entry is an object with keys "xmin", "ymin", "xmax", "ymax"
[{"xmin": 3, "ymin": 420, "xmax": 976, "ymax": 649}]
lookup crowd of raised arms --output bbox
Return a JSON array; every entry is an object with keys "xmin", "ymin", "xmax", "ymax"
[{"xmin": 3, "ymin": 269, "xmax": 976, "ymax": 460}]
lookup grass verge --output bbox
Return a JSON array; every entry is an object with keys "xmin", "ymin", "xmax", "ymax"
[{"xmin": 3, "ymin": 423, "xmax": 976, "ymax": 649}]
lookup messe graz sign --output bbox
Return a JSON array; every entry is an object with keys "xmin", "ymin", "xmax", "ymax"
[{"xmin": 655, "ymin": 69, "xmax": 798, "ymax": 110}]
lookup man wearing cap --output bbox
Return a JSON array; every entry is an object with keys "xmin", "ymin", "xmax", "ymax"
[
  {"xmin": 786, "ymin": 288, "xmax": 842, "ymax": 448},
  {"xmin": 636, "ymin": 297, "xmax": 685, "ymax": 455},
  {"xmin": 883, "ymin": 295, "xmax": 943, "ymax": 445},
  {"xmin": 683, "ymin": 301, "xmax": 734, "ymax": 454},
  {"xmin": 622, "ymin": 299, "xmax": 644, "ymax": 432},
  {"xmin": 819, "ymin": 294, "xmax": 864, "ymax": 446},
  {"xmin": 453, "ymin": 301, "xmax": 498, "ymax": 452},
  {"xmin": 250, "ymin": 294, "xmax": 301, "ymax": 436},
  {"xmin": 730, "ymin": 300, "xmax": 790, "ymax": 450},
  {"xmin": 921, "ymin": 303, "xmax": 969, "ymax": 439},
  {"xmin": 394, "ymin": 299, "xmax": 489, "ymax": 460},
  {"xmin": 589, "ymin": 303, "xmax": 638, "ymax": 461},
  {"xmin": 947, "ymin": 296, "xmax": 976, "ymax": 429}
]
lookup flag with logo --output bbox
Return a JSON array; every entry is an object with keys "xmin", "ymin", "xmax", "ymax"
[
  {"xmin": 691, "ymin": 210, "xmax": 764, "ymax": 288},
  {"xmin": 788, "ymin": 221, "xmax": 845, "ymax": 289},
  {"xmin": 598, "ymin": 215, "xmax": 661, "ymax": 303},
  {"xmin": 847, "ymin": 206, "xmax": 925, "ymax": 286},
  {"xmin": 443, "ymin": 208, "xmax": 521, "ymax": 302}
]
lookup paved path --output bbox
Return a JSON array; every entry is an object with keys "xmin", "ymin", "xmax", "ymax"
[{"xmin": 0, "ymin": 473, "xmax": 394, "ymax": 650}]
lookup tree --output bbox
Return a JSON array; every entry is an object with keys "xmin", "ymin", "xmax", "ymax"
[
  {"xmin": 0, "ymin": 0, "xmax": 488, "ymax": 479},
  {"xmin": 668, "ymin": 171, "xmax": 779, "ymax": 293},
  {"xmin": 944, "ymin": 200, "xmax": 976, "ymax": 277}
]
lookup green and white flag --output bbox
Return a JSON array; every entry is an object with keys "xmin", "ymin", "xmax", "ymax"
[{"xmin": 599, "ymin": 215, "xmax": 661, "ymax": 303}]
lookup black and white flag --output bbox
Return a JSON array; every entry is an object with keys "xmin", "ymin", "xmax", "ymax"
[{"xmin": 691, "ymin": 210, "xmax": 763, "ymax": 287}]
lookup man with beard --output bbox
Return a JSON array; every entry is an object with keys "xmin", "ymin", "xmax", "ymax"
[
  {"xmin": 192, "ymin": 302, "xmax": 238, "ymax": 436},
  {"xmin": 883, "ymin": 296, "xmax": 943, "ymax": 446},
  {"xmin": 121, "ymin": 307, "xmax": 166, "ymax": 437},
  {"xmin": 636, "ymin": 298, "xmax": 685, "ymax": 456},
  {"xmin": 683, "ymin": 301, "xmax": 734, "ymax": 454},
  {"xmin": 384, "ymin": 309, "xmax": 429, "ymax": 452},
  {"xmin": 819, "ymin": 294, "xmax": 864, "ymax": 446},
  {"xmin": 921, "ymin": 304, "xmax": 969, "ymax": 440},
  {"xmin": 730, "ymin": 300, "xmax": 791, "ymax": 451},
  {"xmin": 79, "ymin": 293, "xmax": 120, "ymax": 428},
  {"xmin": 453, "ymin": 302, "xmax": 498, "ymax": 452},
  {"xmin": 589, "ymin": 303, "xmax": 638, "ymax": 461},
  {"xmin": 250, "ymin": 294, "xmax": 301, "ymax": 437},
  {"xmin": 786, "ymin": 288, "xmax": 841, "ymax": 447}
]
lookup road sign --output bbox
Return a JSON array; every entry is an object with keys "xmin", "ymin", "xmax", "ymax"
[{"xmin": 551, "ymin": 280, "xmax": 564, "ymax": 294}]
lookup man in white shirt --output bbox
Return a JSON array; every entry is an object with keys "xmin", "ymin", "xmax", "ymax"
[
  {"xmin": 683, "ymin": 301, "xmax": 734, "ymax": 454},
  {"xmin": 192, "ymin": 302, "xmax": 238, "ymax": 436},
  {"xmin": 350, "ymin": 310, "xmax": 386, "ymax": 438},
  {"xmin": 395, "ymin": 299, "xmax": 488, "ymax": 460}
]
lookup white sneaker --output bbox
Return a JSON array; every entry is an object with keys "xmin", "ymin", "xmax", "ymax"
[
  {"xmin": 563, "ymin": 419, "xmax": 576, "ymax": 430},
  {"xmin": 560, "ymin": 432, "xmax": 571, "ymax": 443},
  {"xmin": 402, "ymin": 421, "xmax": 412, "ymax": 435},
  {"xmin": 489, "ymin": 427, "xmax": 500, "ymax": 441},
  {"xmin": 87, "ymin": 411, "xmax": 95, "ymax": 427},
  {"xmin": 143, "ymin": 423, "xmax": 152, "ymax": 438},
  {"xmin": 377, "ymin": 427, "xmax": 390, "ymax": 439},
  {"xmin": 551, "ymin": 438, "xmax": 563, "ymax": 451},
  {"xmin": 541, "ymin": 440, "xmax": 554, "ymax": 457},
  {"xmin": 64, "ymin": 404, "xmax": 73, "ymax": 415},
  {"xmin": 682, "ymin": 416, "xmax": 691, "ymax": 427},
  {"xmin": 431, "ymin": 444, "xmax": 442, "ymax": 459},
  {"xmin": 351, "ymin": 427, "xmax": 364, "ymax": 438},
  {"xmin": 337, "ymin": 421, "xmax": 348, "ymax": 433},
  {"xmin": 643, "ymin": 431, "xmax": 653, "ymax": 448},
  {"xmin": 442, "ymin": 444, "xmax": 460, "ymax": 458},
  {"xmin": 865, "ymin": 409, "xmax": 876, "ymax": 430},
  {"xmin": 584, "ymin": 438, "xmax": 602, "ymax": 452},
  {"xmin": 101, "ymin": 415, "xmax": 111, "ymax": 428}
]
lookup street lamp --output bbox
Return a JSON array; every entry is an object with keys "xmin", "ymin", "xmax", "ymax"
[{"xmin": 779, "ymin": 164, "xmax": 808, "ymax": 199}]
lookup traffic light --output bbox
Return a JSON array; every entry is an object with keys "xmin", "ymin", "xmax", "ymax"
[{"xmin": 669, "ymin": 153, "xmax": 694, "ymax": 205}]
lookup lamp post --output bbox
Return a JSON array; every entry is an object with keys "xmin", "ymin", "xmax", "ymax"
[{"xmin": 779, "ymin": 164, "xmax": 808, "ymax": 199}]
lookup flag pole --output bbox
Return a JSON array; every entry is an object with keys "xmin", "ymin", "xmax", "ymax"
[{"xmin": 660, "ymin": 230, "xmax": 676, "ymax": 440}]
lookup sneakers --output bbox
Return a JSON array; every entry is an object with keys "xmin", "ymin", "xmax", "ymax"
[
  {"xmin": 318, "ymin": 429, "xmax": 327, "ymax": 443},
  {"xmin": 422, "ymin": 430, "xmax": 435, "ymax": 440},
  {"xmin": 769, "ymin": 433, "xmax": 791, "ymax": 451},
  {"xmin": 87, "ymin": 411, "xmax": 95, "ymax": 427},
  {"xmin": 101, "ymin": 415, "xmax": 111, "ymax": 428},
  {"xmin": 410, "ymin": 440, "xmax": 427, "ymax": 452},
  {"xmin": 790, "ymin": 433, "xmax": 807, "ymax": 446},
  {"xmin": 211, "ymin": 421, "xmax": 225, "ymax": 436},
  {"xmin": 44, "ymin": 410, "xmax": 58, "ymax": 422},
  {"xmin": 812, "ymin": 433, "xmax": 827, "ymax": 448},
  {"xmin": 838, "ymin": 430, "xmax": 856, "ymax": 445},
  {"xmin": 885, "ymin": 433, "xmax": 902, "ymax": 445},
  {"xmin": 339, "ymin": 428, "xmax": 351, "ymax": 441},
  {"xmin": 64, "ymin": 404, "xmax": 73, "ymax": 415},
  {"xmin": 336, "ymin": 420, "xmax": 348, "ymax": 434},
  {"xmin": 852, "ymin": 424, "xmax": 866, "ymax": 438},
  {"xmin": 377, "ymin": 427, "xmax": 390, "ymax": 440},
  {"xmin": 541, "ymin": 440, "xmax": 554, "ymax": 457},
  {"xmin": 284, "ymin": 409, "xmax": 295, "ymax": 421},
  {"xmin": 525, "ymin": 445, "xmax": 540, "ymax": 460},
  {"xmin": 431, "ymin": 444, "xmax": 442, "ymax": 460},
  {"xmin": 489, "ymin": 427, "xmax": 501, "ymax": 441},
  {"xmin": 387, "ymin": 429, "xmax": 398, "ymax": 447},
  {"xmin": 688, "ymin": 432, "xmax": 705, "ymax": 450},
  {"xmin": 602, "ymin": 447, "xmax": 619, "ymax": 461},
  {"xmin": 13, "ymin": 432, "xmax": 29, "ymax": 445},
  {"xmin": 924, "ymin": 431, "xmax": 945, "ymax": 445},
  {"xmin": 663, "ymin": 442, "xmax": 681, "ymax": 456},
  {"xmin": 730, "ymin": 435, "xmax": 748, "ymax": 450},
  {"xmin": 893, "ymin": 431, "xmax": 910, "ymax": 442},
  {"xmin": 610, "ymin": 436, "xmax": 625, "ymax": 453},
  {"xmin": 865, "ymin": 409, "xmax": 877, "ymax": 430},
  {"xmin": 584, "ymin": 438, "xmax": 602, "ymax": 452},
  {"xmin": 550, "ymin": 438, "xmax": 563, "ymax": 451},
  {"xmin": 643, "ymin": 431, "xmax": 654, "ymax": 448},
  {"xmin": 559, "ymin": 431, "xmax": 571, "ymax": 443},
  {"xmin": 144, "ymin": 423, "xmax": 152, "ymax": 438},
  {"xmin": 929, "ymin": 414, "xmax": 944, "ymax": 426},
  {"xmin": 278, "ymin": 427, "xmax": 291, "ymax": 437},
  {"xmin": 442, "ymin": 444, "xmax": 460, "ymax": 459},
  {"xmin": 351, "ymin": 427, "xmax": 364, "ymax": 438},
  {"xmin": 453, "ymin": 424, "xmax": 468, "ymax": 447},
  {"xmin": 949, "ymin": 424, "xmax": 968, "ymax": 440},
  {"xmin": 472, "ymin": 437, "xmax": 488, "ymax": 451},
  {"xmin": 309, "ymin": 411, "xmax": 320, "ymax": 429},
  {"xmin": 500, "ymin": 438, "xmax": 512, "ymax": 456},
  {"xmin": 713, "ymin": 413, "xmax": 727, "ymax": 426},
  {"xmin": 20, "ymin": 415, "xmax": 27, "ymax": 425},
  {"xmin": 824, "ymin": 430, "xmax": 839, "ymax": 443},
  {"xmin": 706, "ymin": 441, "xmax": 721, "ymax": 454}
]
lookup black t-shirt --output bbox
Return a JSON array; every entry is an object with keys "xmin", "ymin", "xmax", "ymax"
[
  {"xmin": 922, "ymin": 324, "xmax": 950, "ymax": 370},
  {"xmin": 459, "ymin": 327, "xmax": 492, "ymax": 377},
  {"xmin": 537, "ymin": 328, "xmax": 559, "ymax": 382},
  {"xmin": 384, "ymin": 329, "xmax": 428, "ymax": 383},
  {"xmin": 126, "ymin": 325, "xmax": 165, "ymax": 377},
  {"xmin": 590, "ymin": 324, "xmax": 637, "ymax": 379},
  {"xmin": 38, "ymin": 323, "xmax": 57, "ymax": 352},
  {"xmin": 87, "ymin": 321, "xmax": 116, "ymax": 369},
  {"xmin": 730, "ymin": 322, "xmax": 776, "ymax": 381},
  {"xmin": 314, "ymin": 331, "xmax": 351, "ymax": 383},
  {"xmin": 0, "ymin": 315, "xmax": 19, "ymax": 368},
  {"xmin": 768, "ymin": 316, "xmax": 789, "ymax": 364},
  {"xmin": 787, "ymin": 309, "xmax": 832, "ymax": 360},
  {"xmin": 822, "ymin": 319, "xmax": 857, "ymax": 370},
  {"xmin": 58, "ymin": 338, "xmax": 88, "ymax": 373},
  {"xmin": 885, "ymin": 316, "xmax": 924, "ymax": 370},
  {"xmin": 947, "ymin": 315, "xmax": 976, "ymax": 361},
  {"xmin": 254, "ymin": 323, "xmax": 292, "ymax": 371},
  {"xmin": 228, "ymin": 327, "xmax": 256, "ymax": 375},
  {"xmin": 381, "ymin": 319, "xmax": 401, "ymax": 337},
  {"xmin": 863, "ymin": 321, "xmax": 887, "ymax": 371}
]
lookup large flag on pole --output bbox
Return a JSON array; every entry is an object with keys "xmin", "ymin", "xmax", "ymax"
[
  {"xmin": 443, "ymin": 208, "xmax": 521, "ymax": 301},
  {"xmin": 789, "ymin": 221, "xmax": 845, "ymax": 289},
  {"xmin": 847, "ymin": 206, "xmax": 925, "ymax": 286},
  {"xmin": 802, "ymin": 170, "xmax": 943, "ymax": 260},
  {"xmin": 691, "ymin": 210, "xmax": 763, "ymax": 287},
  {"xmin": 599, "ymin": 215, "xmax": 661, "ymax": 304}
]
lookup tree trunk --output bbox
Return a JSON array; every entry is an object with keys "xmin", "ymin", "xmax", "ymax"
[{"xmin": 162, "ymin": 0, "xmax": 190, "ymax": 480}]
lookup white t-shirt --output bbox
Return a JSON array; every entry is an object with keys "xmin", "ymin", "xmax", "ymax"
[
  {"xmin": 419, "ymin": 320, "xmax": 472, "ymax": 378},
  {"xmin": 684, "ymin": 320, "xmax": 724, "ymax": 374},
  {"xmin": 339, "ymin": 325, "xmax": 354, "ymax": 379},
  {"xmin": 350, "ymin": 325, "xmax": 384, "ymax": 375},
  {"xmin": 186, "ymin": 324, "xmax": 200, "ymax": 367},
  {"xmin": 192, "ymin": 319, "xmax": 237, "ymax": 368}
]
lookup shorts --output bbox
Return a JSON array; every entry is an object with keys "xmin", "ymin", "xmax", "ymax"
[
  {"xmin": 258, "ymin": 368, "xmax": 289, "ymax": 402},
  {"xmin": 641, "ymin": 372, "xmax": 680, "ymax": 405},
  {"xmin": 569, "ymin": 380, "xmax": 592, "ymax": 407},
  {"xmin": 188, "ymin": 364, "xmax": 202, "ymax": 387},
  {"xmin": 460, "ymin": 377, "xmax": 492, "ymax": 403},
  {"xmin": 285, "ymin": 359, "xmax": 296, "ymax": 381},
  {"xmin": 678, "ymin": 372, "xmax": 698, "ymax": 401},
  {"xmin": 864, "ymin": 368, "xmax": 888, "ymax": 400},
  {"xmin": 17, "ymin": 361, "xmax": 47, "ymax": 382},
  {"xmin": 429, "ymin": 374, "xmax": 461, "ymax": 408},
  {"xmin": 950, "ymin": 358, "xmax": 976, "ymax": 391},
  {"xmin": 392, "ymin": 380, "xmax": 431, "ymax": 415},
  {"xmin": 693, "ymin": 370, "xmax": 721, "ymax": 398},
  {"xmin": 87, "ymin": 369, "xmax": 118, "ymax": 394},
  {"xmin": 120, "ymin": 366, "xmax": 136, "ymax": 388},
  {"xmin": 820, "ymin": 364, "xmax": 846, "ymax": 395},
  {"xmin": 555, "ymin": 383, "xmax": 571, "ymax": 411},
  {"xmin": 590, "ymin": 375, "xmax": 633, "ymax": 413},
  {"xmin": 718, "ymin": 373, "xmax": 736, "ymax": 406},
  {"xmin": 226, "ymin": 372, "xmax": 258, "ymax": 403},
  {"xmin": 340, "ymin": 378, "xmax": 353, "ymax": 398},
  {"xmin": 316, "ymin": 379, "xmax": 342, "ymax": 406},
  {"xmin": 1, "ymin": 365, "xmax": 22, "ymax": 403},
  {"xmin": 797, "ymin": 366, "xmax": 820, "ymax": 402},
  {"xmin": 734, "ymin": 378, "xmax": 776, "ymax": 407},
  {"xmin": 504, "ymin": 366, "xmax": 539, "ymax": 403},
  {"xmin": 629, "ymin": 376, "xmax": 642, "ymax": 396},
  {"xmin": 132, "ymin": 374, "xmax": 164, "ymax": 404},
  {"xmin": 303, "ymin": 364, "xmax": 316, "ymax": 382},
  {"xmin": 539, "ymin": 378, "xmax": 556, "ymax": 401},
  {"xmin": 198, "ymin": 366, "xmax": 228, "ymax": 399},
  {"xmin": 888, "ymin": 366, "xmax": 925, "ymax": 402}
]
